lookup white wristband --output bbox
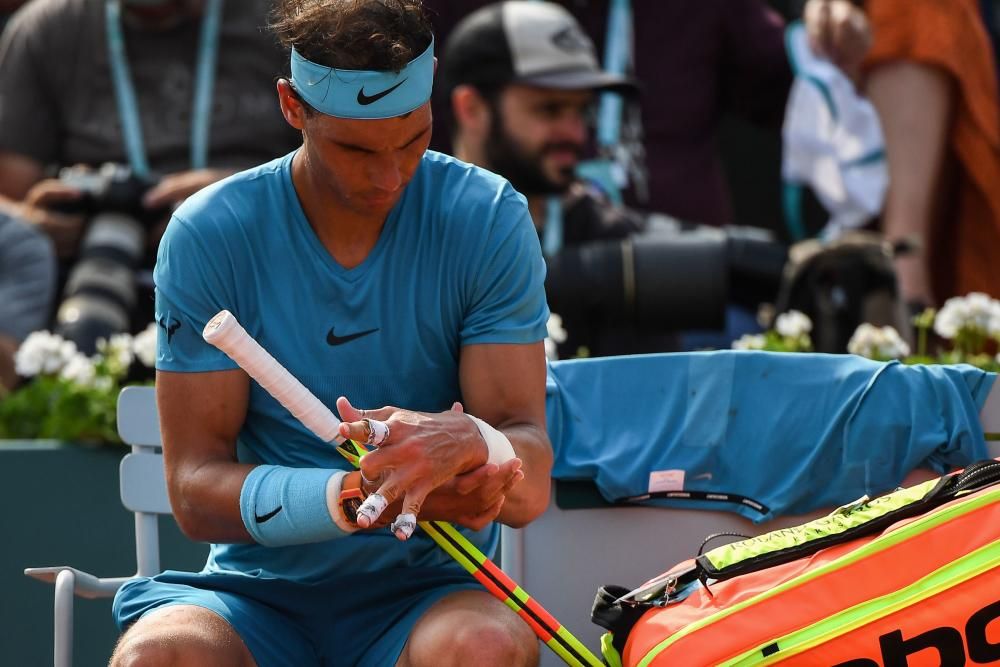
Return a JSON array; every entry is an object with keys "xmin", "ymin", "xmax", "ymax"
[
  {"xmin": 325, "ymin": 470, "xmax": 360, "ymax": 534},
  {"xmin": 466, "ymin": 414, "xmax": 517, "ymax": 465}
]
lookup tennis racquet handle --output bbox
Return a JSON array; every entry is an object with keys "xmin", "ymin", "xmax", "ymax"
[{"xmin": 203, "ymin": 310, "xmax": 345, "ymax": 444}]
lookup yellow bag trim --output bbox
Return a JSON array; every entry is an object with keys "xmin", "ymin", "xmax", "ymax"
[{"xmin": 635, "ymin": 488, "xmax": 999, "ymax": 667}]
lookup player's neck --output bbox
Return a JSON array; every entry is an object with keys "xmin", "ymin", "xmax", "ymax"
[{"xmin": 290, "ymin": 152, "xmax": 385, "ymax": 270}]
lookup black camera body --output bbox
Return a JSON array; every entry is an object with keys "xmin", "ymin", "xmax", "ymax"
[
  {"xmin": 53, "ymin": 164, "xmax": 166, "ymax": 354},
  {"xmin": 55, "ymin": 163, "xmax": 165, "ymax": 224}
]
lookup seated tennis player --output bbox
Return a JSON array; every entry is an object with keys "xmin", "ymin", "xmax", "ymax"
[{"xmin": 110, "ymin": 1, "xmax": 552, "ymax": 665}]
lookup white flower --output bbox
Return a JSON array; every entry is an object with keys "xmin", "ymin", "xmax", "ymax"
[
  {"xmin": 59, "ymin": 353, "xmax": 97, "ymax": 388},
  {"xmin": 14, "ymin": 330, "xmax": 78, "ymax": 377},
  {"xmin": 97, "ymin": 333, "xmax": 134, "ymax": 374},
  {"xmin": 546, "ymin": 313, "xmax": 567, "ymax": 344},
  {"xmin": 934, "ymin": 292, "xmax": 1000, "ymax": 339},
  {"xmin": 732, "ymin": 334, "xmax": 766, "ymax": 350},
  {"xmin": 544, "ymin": 313, "xmax": 567, "ymax": 360},
  {"xmin": 133, "ymin": 322, "xmax": 158, "ymax": 368},
  {"xmin": 775, "ymin": 310, "xmax": 812, "ymax": 338},
  {"xmin": 848, "ymin": 323, "xmax": 910, "ymax": 359}
]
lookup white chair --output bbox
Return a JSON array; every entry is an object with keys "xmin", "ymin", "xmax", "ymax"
[{"xmin": 24, "ymin": 386, "xmax": 169, "ymax": 667}]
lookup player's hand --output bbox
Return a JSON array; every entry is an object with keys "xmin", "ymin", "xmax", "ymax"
[
  {"xmin": 18, "ymin": 179, "xmax": 86, "ymax": 258},
  {"xmin": 364, "ymin": 459, "xmax": 524, "ymax": 531},
  {"xmin": 423, "ymin": 458, "xmax": 524, "ymax": 530},
  {"xmin": 336, "ymin": 396, "xmax": 491, "ymax": 539},
  {"xmin": 142, "ymin": 168, "xmax": 235, "ymax": 209},
  {"xmin": 804, "ymin": 0, "xmax": 872, "ymax": 81}
]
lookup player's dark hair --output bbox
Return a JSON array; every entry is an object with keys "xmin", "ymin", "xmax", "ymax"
[{"xmin": 271, "ymin": 0, "xmax": 433, "ymax": 72}]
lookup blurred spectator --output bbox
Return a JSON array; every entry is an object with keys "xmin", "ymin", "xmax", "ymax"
[
  {"xmin": 0, "ymin": 0, "xmax": 298, "ymax": 348},
  {"xmin": 0, "ymin": 212, "xmax": 56, "ymax": 391},
  {"xmin": 429, "ymin": 0, "xmax": 869, "ymax": 229},
  {"xmin": 442, "ymin": 2, "xmax": 789, "ymax": 357},
  {"xmin": 862, "ymin": 0, "xmax": 1000, "ymax": 306},
  {"xmin": 441, "ymin": 1, "xmax": 652, "ymax": 358}
]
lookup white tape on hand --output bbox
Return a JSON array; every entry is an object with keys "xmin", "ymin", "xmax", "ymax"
[
  {"xmin": 466, "ymin": 415, "xmax": 516, "ymax": 465},
  {"xmin": 390, "ymin": 512, "xmax": 417, "ymax": 540},
  {"xmin": 356, "ymin": 492, "xmax": 389, "ymax": 527},
  {"xmin": 363, "ymin": 418, "xmax": 390, "ymax": 447}
]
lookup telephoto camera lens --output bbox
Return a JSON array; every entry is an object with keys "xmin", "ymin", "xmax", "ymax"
[{"xmin": 54, "ymin": 212, "xmax": 145, "ymax": 354}]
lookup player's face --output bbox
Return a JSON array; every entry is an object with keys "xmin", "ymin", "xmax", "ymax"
[
  {"xmin": 301, "ymin": 103, "xmax": 433, "ymax": 219},
  {"xmin": 484, "ymin": 85, "xmax": 593, "ymax": 195}
]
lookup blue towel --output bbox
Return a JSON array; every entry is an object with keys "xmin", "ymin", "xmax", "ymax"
[{"xmin": 545, "ymin": 352, "xmax": 994, "ymax": 522}]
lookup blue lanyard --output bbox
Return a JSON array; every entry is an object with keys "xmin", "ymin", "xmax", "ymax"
[
  {"xmin": 596, "ymin": 0, "xmax": 631, "ymax": 148},
  {"xmin": 105, "ymin": 0, "xmax": 223, "ymax": 178},
  {"xmin": 542, "ymin": 196, "xmax": 564, "ymax": 256}
]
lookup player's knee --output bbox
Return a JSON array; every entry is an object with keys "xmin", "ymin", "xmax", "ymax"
[
  {"xmin": 449, "ymin": 617, "xmax": 539, "ymax": 667},
  {"xmin": 110, "ymin": 628, "xmax": 183, "ymax": 667},
  {"xmin": 110, "ymin": 617, "xmax": 255, "ymax": 667}
]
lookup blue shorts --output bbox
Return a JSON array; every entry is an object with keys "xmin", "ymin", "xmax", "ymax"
[{"xmin": 113, "ymin": 566, "xmax": 483, "ymax": 667}]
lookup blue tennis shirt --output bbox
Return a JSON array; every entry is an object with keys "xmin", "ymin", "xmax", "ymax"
[
  {"xmin": 546, "ymin": 352, "xmax": 995, "ymax": 522},
  {"xmin": 153, "ymin": 150, "xmax": 549, "ymax": 583}
]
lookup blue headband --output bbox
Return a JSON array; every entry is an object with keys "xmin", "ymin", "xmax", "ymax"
[{"xmin": 290, "ymin": 39, "xmax": 434, "ymax": 119}]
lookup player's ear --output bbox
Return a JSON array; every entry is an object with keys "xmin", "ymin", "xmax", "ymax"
[
  {"xmin": 452, "ymin": 84, "xmax": 491, "ymax": 141},
  {"xmin": 277, "ymin": 79, "xmax": 307, "ymax": 131}
]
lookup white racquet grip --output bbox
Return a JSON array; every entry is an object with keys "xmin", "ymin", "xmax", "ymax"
[
  {"xmin": 466, "ymin": 414, "xmax": 517, "ymax": 465},
  {"xmin": 203, "ymin": 310, "xmax": 345, "ymax": 444}
]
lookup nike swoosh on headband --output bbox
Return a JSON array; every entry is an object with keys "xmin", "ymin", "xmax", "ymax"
[{"xmin": 357, "ymin": 79, "xmax": 407, "ymax": 105}]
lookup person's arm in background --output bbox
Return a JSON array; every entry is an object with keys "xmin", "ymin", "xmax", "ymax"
[
  {"xmin": 865, "ymin": 63, "xmax": 951, "ymax": 307},
  {"xmin": 0, "ymin": 213, "xmax": 57, "ymax": 391},
  {"xmin": 857, "ymin": 0, "xmax": 996, "ymax": 307}
]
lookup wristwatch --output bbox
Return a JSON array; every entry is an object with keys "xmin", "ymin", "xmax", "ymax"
[{"xmin": 339, "ymin": 476, "xmax": 365, "ymax": 526}]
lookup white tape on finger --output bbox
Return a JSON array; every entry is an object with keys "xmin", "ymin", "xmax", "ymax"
[
  {"xmin": 363, "ymin": 418, "xmax": 390, "ymax": 447},
  {"xmin": 356, "ymin": 492, "xmax": 389, "ymax": 526},
  {"xmin": 390, "ymin": 512, "xmax": 417, "ymax": 540},
  {"xmin": 466, "ymin": 415, "xmax": 516, "ymax": 465}
]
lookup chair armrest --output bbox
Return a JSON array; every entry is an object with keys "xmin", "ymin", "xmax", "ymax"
[{"xmin": 24, "ymin": 567, "xmax": 133, "ymax": 599}]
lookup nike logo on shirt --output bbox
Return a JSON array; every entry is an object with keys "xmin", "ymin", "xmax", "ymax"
[{"xmin": 326, "ymin": 327, "xmax": 379, "ymax": 346}]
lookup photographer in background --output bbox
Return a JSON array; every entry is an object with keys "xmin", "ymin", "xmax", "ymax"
[
  {"xmin": 441, "ymin": 2, "xmax": 788, "ymax": 357},
  {"xmin": 0, "ymin": 0, "xmax": 299, "ymax": 351},
  {"xmin": 0, "ymin": 213, "xmax": 56, "ymax": 391}
]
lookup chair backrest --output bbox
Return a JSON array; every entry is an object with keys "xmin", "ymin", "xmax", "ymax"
[{"xmin": 116, "ymin": 385, "xmax": 170, "ymax": 576}]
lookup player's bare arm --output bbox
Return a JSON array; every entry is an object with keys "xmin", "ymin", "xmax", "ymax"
[
  {"xmin": 459, "ymin": 341, "xmax": 551, "ymax": 528},
  {"xmin": 157, "ymin": 367, "xmax": 255, "ymax": 543}
]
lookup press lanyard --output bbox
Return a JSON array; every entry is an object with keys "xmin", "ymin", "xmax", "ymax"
[
  {"xmin": 105, "ymin": 0, "xmax": 223, "ymax": 179},
  {"xmin": 596, "ymin": 0, "xmax": 631, "ymax": 149},
  {"xmin": 542, "ymin": 196, "xmax": 564, "ymax": 256}
]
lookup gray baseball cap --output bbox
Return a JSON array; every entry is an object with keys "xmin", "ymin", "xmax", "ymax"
[{"xmin": 440, "ymin": 2, "xmax": 637, "ymax": 95}]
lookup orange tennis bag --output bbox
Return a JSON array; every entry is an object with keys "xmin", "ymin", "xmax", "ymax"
[{"xmin": 593, "ymin": 459, "xmax": 1000, "ymax": 666}]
